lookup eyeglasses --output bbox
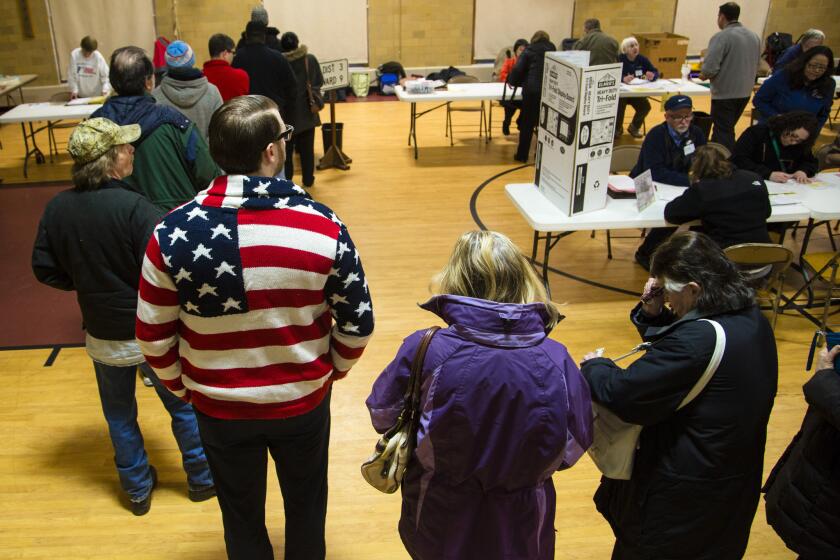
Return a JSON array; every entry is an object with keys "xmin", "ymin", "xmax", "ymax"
[
  {"xmin": 275, "ymin": 125, "xmax": 295, "ymax": 142},
  {"xmin": 666, "ymin": 113, "xmax": 693, "ymax": 122},
  {"xmin": 806, "ymin": 63, "xmax": 828, "ymax": 71},
  {"xmin": 782, "ymin": 130, "xmax": 808, "ymax": 144}
]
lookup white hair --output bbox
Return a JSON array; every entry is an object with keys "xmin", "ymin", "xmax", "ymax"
[
  {"xmin": 620, "ymin": 37, "xmax": 639, "ymax": 54},
  {"xmin": 663, "ymin": 277, "xmax": 689, "ymax": 293},
  {"xmin": 800, "ymin": 29, "xmax": 825, "ymax": 45}
]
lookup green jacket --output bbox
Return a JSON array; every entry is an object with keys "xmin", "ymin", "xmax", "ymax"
[
  {"xmin": 125, "ymin": 123, "xmax": 219, "ymax": 211},
  {"xmin": 574, "ymin": 30, "xmax": 619, "ymax": 66}
]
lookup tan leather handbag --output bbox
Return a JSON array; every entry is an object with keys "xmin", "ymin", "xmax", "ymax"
[{"xmin": 361, "ymin": 326, "xmax": 439, "ymax": 493}]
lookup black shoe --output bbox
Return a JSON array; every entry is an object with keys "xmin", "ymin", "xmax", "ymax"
[
  {"xmin": 131, "ymin": 466, "xmax": 158, "ymax": 516},
  {"xmin": 188, "ymin": 484, "xmax": 217, "ymax": 502},
  {"xmin": 634, "ymin": 251, "xmax": 651, "ymax": 271},
  {"xmin": 303, "ymin": 177, "xmax": 315, "ymax": 188},
  {"xmin": 628, "ymin": 125, "xmax": 644, "ymax": 138},
  {"xmin": 513, "ymin": 154, "xmax": 528, "ymax": 163},
  {"xmin": 614, "ymin": 127, "xmax": 624, "ymax": 139},
  {"xmin": 502, "ymin": 121, "xmax": 511, "ymax": 136}
]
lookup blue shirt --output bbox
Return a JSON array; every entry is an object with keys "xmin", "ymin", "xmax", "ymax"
[{"xmin": 619, "ymin": 53, "xmax": 659, "ymax": 81}]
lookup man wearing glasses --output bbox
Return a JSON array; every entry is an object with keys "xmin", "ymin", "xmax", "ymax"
[
  {"xmin": 203, "ymin": 33, "xmax": 250, "ymax": 102},
  {"xmin": 136, "ymin": 95, "xmax": 374, "ymax": 560},
  {"xmin": 630, "ymin": 95, "xmax": 707, "ymax": 269}
]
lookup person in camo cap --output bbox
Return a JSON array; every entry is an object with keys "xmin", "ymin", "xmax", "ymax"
[{"xmin": 32, "ymin": 117, "xmax": 215, "ymax": 516}]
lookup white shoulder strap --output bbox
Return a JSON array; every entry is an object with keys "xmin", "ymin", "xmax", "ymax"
[{"xmin": 677, "ymin": 319, "xmax": 726, "ymax": 410}]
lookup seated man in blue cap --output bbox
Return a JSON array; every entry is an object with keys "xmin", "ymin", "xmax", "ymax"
[{"xmin": 630, "ymin": 94, "xmax": 707, "ymax": 269}]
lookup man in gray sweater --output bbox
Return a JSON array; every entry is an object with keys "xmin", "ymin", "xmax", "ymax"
[{"xmin": 700, "ymin": 2, "xmax": 761, "ymax": 150}]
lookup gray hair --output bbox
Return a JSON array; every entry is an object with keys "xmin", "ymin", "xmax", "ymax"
[
  {"xmin": 251, "ymin": 4, "xmax": 268, "ymax": 25},
  {"xmin": 71, "ymin": 146, "xmax": 119, "ymax": 191},
  {"xmin": 800, "ymin": 29, "xmax": 825, "ymax": 45},
  {"xmin": 620, "ymin": 37, "xmax": 638, "ymax": 54}
]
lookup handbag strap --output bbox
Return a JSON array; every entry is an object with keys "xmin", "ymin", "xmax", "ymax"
[
  {"xmin": 304, "ymin": 56, "xmax": 316, "ymax": 103},
  {"xmin": 403, "ymin": 326, "xmax": 441, "ymax": 424},
  {"xmin": 676, "ymin": 319, "xmax": 726, "ymax": 410}
]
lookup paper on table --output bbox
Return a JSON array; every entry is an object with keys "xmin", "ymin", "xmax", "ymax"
[
  {"xmin": 769, "ymin": 193, "xmax": 802, "ymax": 206},
  {"xmin": 628, "ymin": 78, "xmax": 649, "ymax": 85},
  {"xmin": 767, "ymin": 183, "xmax": 796, "ymax": 195},
  {"xmin": 608, "ymin": 174, "xmax": 636, "ymax": 192},
  {"xmin": 654, "ymin": 183, "xmax": 686, "ymax": 201},
  {"xmin": 66, "ymin": 96, "xmax": 106, "ymax": 106}
]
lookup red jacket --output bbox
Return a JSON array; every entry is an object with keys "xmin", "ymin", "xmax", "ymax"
[{"xmin": 202, "ymin": 59, "xmax": 250, "ymax": 102}]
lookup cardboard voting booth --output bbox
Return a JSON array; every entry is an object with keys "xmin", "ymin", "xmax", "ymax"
[{"xmin": 535, "ymin": 52, "xmax": 621, "ymax": 216}]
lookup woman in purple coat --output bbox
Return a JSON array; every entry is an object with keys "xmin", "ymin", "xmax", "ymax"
[{"xmin": 366, "ymin": 231, "xmax": 593, "ymax": 560}]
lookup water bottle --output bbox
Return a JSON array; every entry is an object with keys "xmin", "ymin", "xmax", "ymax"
[{"xmin": 680, "ymin": 63, "xmax": 690, "ymax": 82}]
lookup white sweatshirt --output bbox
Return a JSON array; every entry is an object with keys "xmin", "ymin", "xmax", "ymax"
[{"xmin": 67, "ymin": 48, "xmax": 111, "ymax": 98}]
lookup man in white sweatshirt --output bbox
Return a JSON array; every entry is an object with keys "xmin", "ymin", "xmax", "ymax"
[{"xmin": 68, "ymin": 36, "xmax": 111, "ymax": 99}]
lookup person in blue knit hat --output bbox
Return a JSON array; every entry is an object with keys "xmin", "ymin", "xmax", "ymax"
[{"xmin": 152, "ymin": 40, "xmax": 223, "ymax": 140}]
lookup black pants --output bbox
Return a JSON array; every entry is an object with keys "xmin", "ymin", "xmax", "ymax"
[
  {"xmin": 515, "ymin": 94, "xmax": 540, "ymax": 161},
  {"xmin": 502, "ymin": 100, "xmax": 521, "ymax": 127},
  {"xmin": 284, "ymin": 127, "xmax": 317, "ymax": 187},
  {"xmin": 710, "ymin": 97, "xmax": 749, "ymax": 151},
  {"xmin": 616, "ymin": 98, "xmax": 651, "ymax": 131},
  {"xmin": 195, "ymin": 391, "xmax": 331, "ymax": 560},
  {"xmin": 637, "ymin": 227, "xmax": 677, "ymax": 258}
]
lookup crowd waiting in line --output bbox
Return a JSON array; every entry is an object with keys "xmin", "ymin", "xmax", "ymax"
[{"xmin": 25, "ymin": 2, "xmax": 840, "ymax": 560}]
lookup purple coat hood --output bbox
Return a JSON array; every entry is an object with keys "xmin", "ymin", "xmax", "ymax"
[{"xmin": 366, "ymin": 295, "xmax": 593, "ymax": 560}]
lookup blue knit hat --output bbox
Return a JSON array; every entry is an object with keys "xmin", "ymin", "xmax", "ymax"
[{"xmin": 165, "ymin": 40, "xmax": 195, "ymax": 69}]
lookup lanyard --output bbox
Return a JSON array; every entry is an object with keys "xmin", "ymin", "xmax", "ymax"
[{"xmin": 770, "ymin": 135, "xmax": 788, "ymax": 174}]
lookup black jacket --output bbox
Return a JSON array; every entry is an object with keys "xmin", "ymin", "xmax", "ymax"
[
  {"xmin": 630, "ymin": 122, "xmax": 707, "ymax": 186},
  {"xmin": 233, "ymin": 41, "xmax": 298, "ymax": 122},
  {"xmin": 31, "ymin": 180, "xmax": 163, "ymax": 340},
  {"xmin": 281, "ymin": 46, "xmax": 324, "ymax": 133},
  {"xmin": 732, "ymin": 123, "xmax": 819, "ymax": 179},
  {"xmin": 664, "ymin": 169, "xmax": 772, "ymax": 248},
  {"xmin": 582, "ymin": 304, "xmax": 777, "ymax": 559},
  {"xmin": 507, "ymin": 39, "xmax": 557, "ymax": 96},
  {"xmin": 764, "ymin": 368, "xmax": 840, "ymax": 558}
]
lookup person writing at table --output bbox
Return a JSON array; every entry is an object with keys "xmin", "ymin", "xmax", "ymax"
[
  {"xmin": 631, "ymin": 95, "xmax": 706, "ymax": 269},
  {"xmin": 616, "ymin": 36, "xmax": 659, "ymax": 139},
  {"xmin": 733, "ymin": 110, "xmax": 819, "ymax": 184},
  {"xmin": 664, "ymin": 145, "xmax": 771, "ymax": 249}
]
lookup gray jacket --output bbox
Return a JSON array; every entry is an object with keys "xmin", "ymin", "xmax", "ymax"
[
  {"xmin": 701, "ymin": 22, "xmax": 761, "ymax": 99},
  {"xmin": 152, "ymin": 73, "xmax": 223, "ymax": 141}
]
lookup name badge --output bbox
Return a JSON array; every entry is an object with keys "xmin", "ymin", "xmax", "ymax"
[
  {"xmin": 635, "ymin": 69, "xmax": 643, "ymax": 77},
  {"xmin": 683, "ymin": 141, "xmax": 695, "ymax": 156}
]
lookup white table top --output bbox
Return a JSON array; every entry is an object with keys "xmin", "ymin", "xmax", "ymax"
[
  {"xmin": 619, "ymin": 78, "xmax": 711, "ymax": 98},
  {"xmin": 396, "ymin": 78, "xmax": 711, "ymax": 103},
  {"xmin": 505, "ymin": 180, "xmax": 813, "ymax": 233},
  {"xmin": 0, "ymin": 74, "xmax": 38, "ymax": 96},
  {"xmin": 768, "ymin": 173, "xmax": 840, "ymax": 221},
  {"xmin": 0, "ymin": 101, "xmax": 101, "ymax": 124},
  {"xmin": 395, "ymin": 82, "xmax": 521, "ymax": 102}
]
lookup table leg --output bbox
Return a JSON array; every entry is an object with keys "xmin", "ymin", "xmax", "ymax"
[
  {"xmin": 531, "ymin": 231, "xmax": 539, "ymax": 263},
  {"xmin": 542, "ymin": 231, "xmax": 552, "ymax": 283},
  {"xmin": 411, "ymin": 102, "xmax": 419, "ymax": 159}
]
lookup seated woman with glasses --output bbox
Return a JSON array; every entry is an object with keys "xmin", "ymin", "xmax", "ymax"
[
  {"xmin": 733, "ymin": 111, "xmax": 819, "ymax": 184},
  {"xmin": 753, "ymin": 46, "xmax": 835, "ymax": 130}
]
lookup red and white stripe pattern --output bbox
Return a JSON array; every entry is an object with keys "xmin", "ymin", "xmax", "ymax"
[{"xmin": 137, "ymin": 175, "xmax": 373, "ymax": 419}]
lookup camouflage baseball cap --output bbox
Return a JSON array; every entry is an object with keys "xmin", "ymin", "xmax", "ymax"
[{"xmin": 67, "ymin": 118, "xmax": 141, "ymax": 164}]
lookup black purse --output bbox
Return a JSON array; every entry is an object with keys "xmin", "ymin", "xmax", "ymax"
[
  {"xmin": 360, "ymin": 326, "xmax": 440, "ymax": 493},
  {"xmin": 304, "ymin": 57, "xmax": 324, "ymax": 114}
]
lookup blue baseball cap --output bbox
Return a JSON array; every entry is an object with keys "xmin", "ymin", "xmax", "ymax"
[{"xmin": 664, "ymin": 95, "xmax": 692, "ymax": 111}]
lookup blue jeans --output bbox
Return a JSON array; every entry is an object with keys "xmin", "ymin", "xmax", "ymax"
[{"xmin": 93, "ymin": 361, "xmax": 213, "ymax": 501}]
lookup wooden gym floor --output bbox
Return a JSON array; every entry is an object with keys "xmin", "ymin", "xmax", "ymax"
[{"xmin": 1, "ymin": 93, "xmax": 836, "ymax": 559}]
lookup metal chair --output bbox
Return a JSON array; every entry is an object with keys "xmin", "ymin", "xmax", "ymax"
[
  {"xmin": 445, "ymin": 75, "xmax": 487, "ymax": 145},
  {"xmin": 815, "ymin": 143, "xmax": 838, "ymax": 171},
  {"xmin": 595, "ymin": 145, "xmax": 645, "ymax": 259},
  {"xmin": 799, "ymin": 250, "xmax": 840, "ymax": 333},
  {"xmin": 724, "ymin": 243, "xmax": 794, "ymax": 330}
]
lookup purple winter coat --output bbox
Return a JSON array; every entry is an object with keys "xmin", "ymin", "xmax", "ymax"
[{"xmin": 366, "ymin": 295, "xmax": 593, "ymax": 560}]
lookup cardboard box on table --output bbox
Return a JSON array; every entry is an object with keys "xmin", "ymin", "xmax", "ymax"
[
  {"xmin": 535, "ymin": 52, "xmax": 621, "ymax": 216},
  {"xmin": 634, "ymin": 32, "xmax": 689, "ymax": 78}
]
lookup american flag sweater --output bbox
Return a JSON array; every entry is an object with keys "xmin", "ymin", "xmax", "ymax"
[{"xmin": 136, "ymin": 175, "xmax": 374, "ymax": 419}]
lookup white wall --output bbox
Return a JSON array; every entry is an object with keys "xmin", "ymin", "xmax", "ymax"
[
  {"xmin": 673, "ymin": 0, "xmax": 770, "ymax": 55},
  {"xmin": 473, "ymin": 0, "xmax": 574, "ymax": 61}
]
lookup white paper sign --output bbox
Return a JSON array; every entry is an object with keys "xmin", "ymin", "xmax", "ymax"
[
  {"xmin": 634, "ymin": 169, "xmax": 655, "ymax": 211},
  {"xmin": 320, "ymin": 59, "xmax": 350, "ymax": 91}
]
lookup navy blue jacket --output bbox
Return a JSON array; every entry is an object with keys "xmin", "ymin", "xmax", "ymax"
[
  {"xmin": 619, "ymin": 54, "xmax": 659, "ymax": 81},
  {"xmin": 630, "ymin": 122, "xmax": 707, "ymax": 186},
  {"xmin": 753, "ymin": 70, "xmax": 834, "ymax": 129}
]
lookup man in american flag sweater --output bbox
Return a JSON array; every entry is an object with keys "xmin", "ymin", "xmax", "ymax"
[{"xmin": 136, "ymin": 95, "xmax": 373, "ymax": 560}]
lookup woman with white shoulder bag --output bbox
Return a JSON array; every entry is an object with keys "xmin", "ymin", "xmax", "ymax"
[{"xmin": 580, "ymin": 231, "xmax": 778, "ymax": 560}]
